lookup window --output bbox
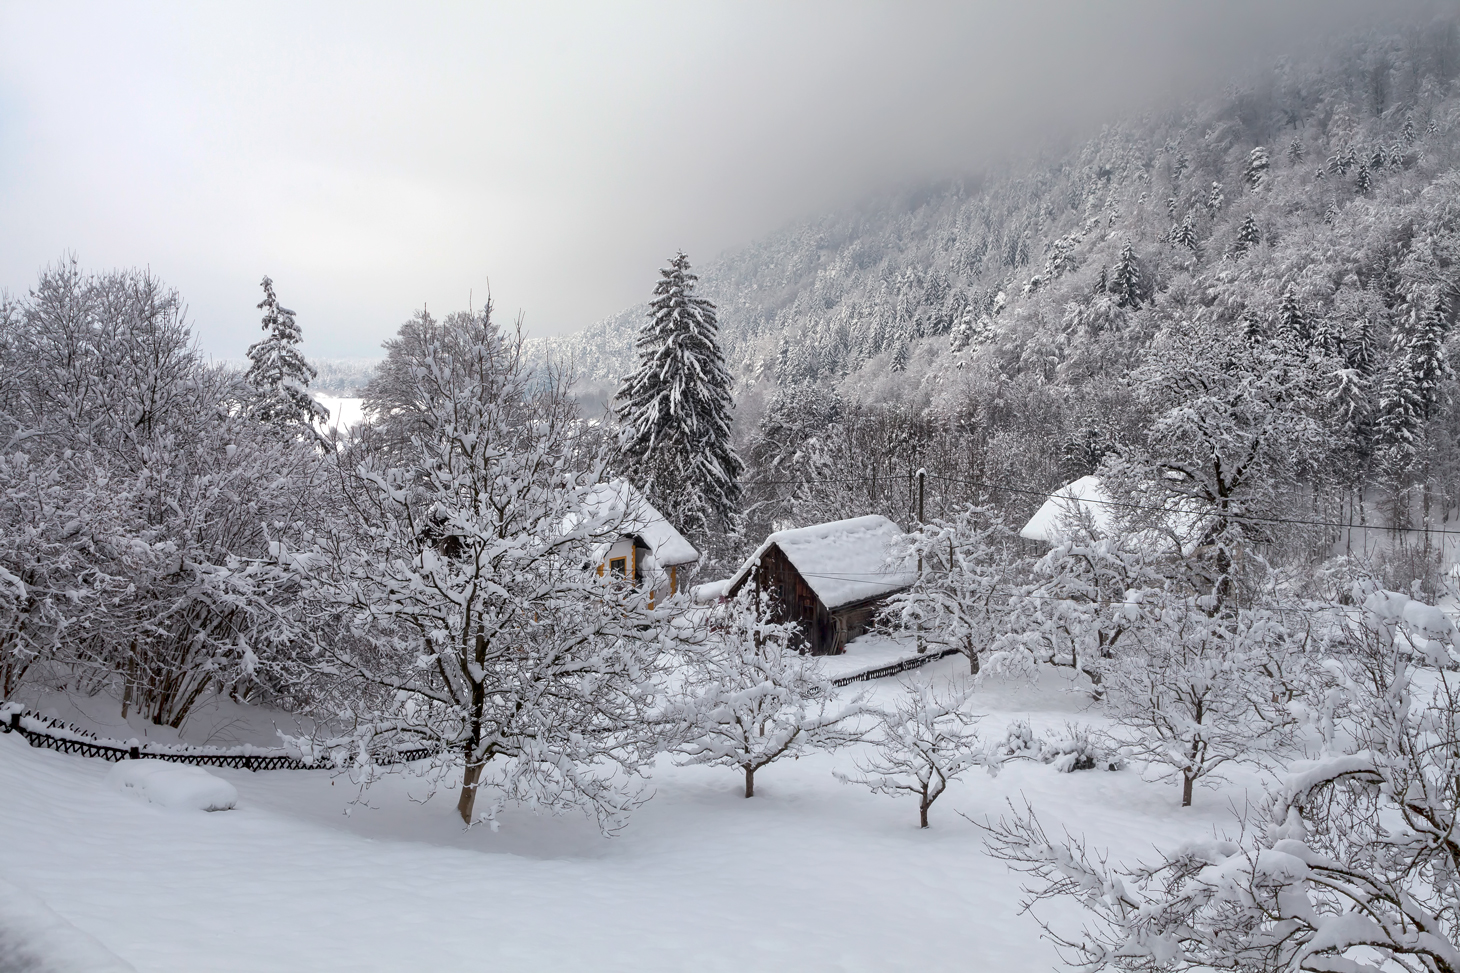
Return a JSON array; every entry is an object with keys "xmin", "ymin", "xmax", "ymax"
[{"xmin": 609, "ymin": 557, "xmax": 627, "ymax": 577}]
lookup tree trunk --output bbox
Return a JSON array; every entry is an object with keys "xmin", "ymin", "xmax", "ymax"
[
  {"xmin": 744, "ymin": 765, "xmax": 755, "ymax": 798},
  {"xmin": 919, "ymin": 799, "xmax": 930, "ymax": 829},
  {"xmin": 1182, "ymin": 772, "xmax": 1194, "ymax": 807},
  {"xmin": 458, "ymin": 759, "xmax": 484, "ymax": 823}
]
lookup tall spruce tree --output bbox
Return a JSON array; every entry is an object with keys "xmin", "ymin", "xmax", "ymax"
[
  {"xmin": 614, "ymin": 251, "xmax": 742, "ymax": 539},
  {"xmin": 246, "ymin": 276, "xmax": 328, "ymax": 431}
]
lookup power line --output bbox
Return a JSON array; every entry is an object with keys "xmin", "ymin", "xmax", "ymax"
[
  {"xmin": 789, "ymin": 570, "xmax": 1401, "ymax": 619},
  {"xmin": 744, "ymin": 470, "xmax": 1460, "ymax": 541}
]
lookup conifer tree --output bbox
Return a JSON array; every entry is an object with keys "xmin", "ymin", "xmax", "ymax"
[
  {"xmin": 614, "ymin": 252, "xmax": 743, "ymax": 538},
  {"xmin": 246, "ymin": 276, "xmax": 328, "ymax": 430},
  {"xmin": 1287, "ymin": 135, "xmax": 1304, "ymax": 164},
  {"xmin": 1278, "ymin": 287, "xmax": 1310, "ymax": 346},
  {"xmin": 1347, "ymin": 315, "xmax": 1378, "ymax": 376},
  {"xmin": 1244, "ymin": 146, "xmax": 1271, "ymax": 189},
  {"xmin": 1233, "ymin": 214, "xmax": 1261, "ymax": 255},
  {"xmin": 1355, "ymin": 162, "xmax": 1372, "ymax": 194},
  {"xmin": 1170, "ymin": 213, "xmax": 1198, "ymax": 252},
  {"xmin": 1109, "ymin": 243, "xmax": 1144, "ymax": 309},
  {"xmin": 1403, "ymin": 292, "xmax": 1450, "ymax": 421},
  {"xmin": 1206, "ymin": 181, "xmax": 1225, "ymax": 214}
]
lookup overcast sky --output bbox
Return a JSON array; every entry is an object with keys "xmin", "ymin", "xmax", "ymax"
[{"xmin": 0, "ymin": 1, "xmax": 1416, "ymax": 358}]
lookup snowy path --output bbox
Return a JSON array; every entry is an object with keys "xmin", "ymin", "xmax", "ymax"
[{"xmin": 0, "ymin": 661, "xmax": 1267, "ymax": 972}]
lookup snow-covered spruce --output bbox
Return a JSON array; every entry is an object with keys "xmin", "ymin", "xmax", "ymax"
[
  {"xmin": 245, "ymin": 275, "xmax": 329, "ymax": 432},
  {"xmin": 613, "ymin": 251, "xmax": 743, "ymax": 542}
]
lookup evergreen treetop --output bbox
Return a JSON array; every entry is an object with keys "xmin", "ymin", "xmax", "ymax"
[
  {"xmin": 246, "ymin": 276, "xmax": 328, "ymax": 431},
  {"xmin": 614, "ymin": 251, "xmax": 743, "ymax": 540}
]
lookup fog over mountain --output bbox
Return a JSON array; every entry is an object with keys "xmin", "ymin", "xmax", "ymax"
[{"xmin": 0, "ymin": 1, "xmax": 1420, "ymax": 359}]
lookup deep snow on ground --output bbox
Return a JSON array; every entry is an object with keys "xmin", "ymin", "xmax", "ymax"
[{"xmin": 0, "ymin": 659, "xmax": 1274, "ymax": 973}]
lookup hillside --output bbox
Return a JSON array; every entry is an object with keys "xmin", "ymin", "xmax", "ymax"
[
  {"xmin": 528, "ymin": 21, "xmax": 1460, "ymax": 582},
  {"xmin": 539, "ymin": 23, "xmax": 1460, "ymax": 410}
]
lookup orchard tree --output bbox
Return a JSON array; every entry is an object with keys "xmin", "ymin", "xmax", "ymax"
[
  {"xmin": 666, "ymin": 590, "xmax": 865, "ymax": 798},
  {"xmin": 614, "ymin": 252, "xmax": 743, "ymax": 539},
  {"xmin": 837, "ymin": 679, "xmax": 997, "ymax": 828},
  {"xmin": 982, "ymin": 593, "xmax": 1460, "ymax": 972},
  {"xmin": 314, "ymin": 305, "xmax": 673, "ymax": 830},
  {"xmin": 880, "ymin": 505, "xmax": 1018, "ymax": 674}
]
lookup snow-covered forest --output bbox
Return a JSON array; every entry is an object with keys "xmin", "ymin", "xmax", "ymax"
[{"xmin": 9, "ymin": 16, "xmax": 1460, "ymax": 973}]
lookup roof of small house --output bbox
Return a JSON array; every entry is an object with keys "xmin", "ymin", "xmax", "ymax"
[
  {"xmin": 1020, "ymin": 475, "xmax": 1207, "ymax": 555},
  {"xmin": 726, "ymin": 515, "xmax": 916, "ymax": 610},
  {"xmin": 582, "ymin": 481, "xmax": 699, "ymax": 567},
  {"xmin": 1018, "ymin": 475, "xmax": 1116, "ymax": 543}
]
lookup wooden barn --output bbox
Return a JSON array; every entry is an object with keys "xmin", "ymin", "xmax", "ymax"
[{"xmin": 725, "ymin": 515, "xmax": 916, "ymax": 655}]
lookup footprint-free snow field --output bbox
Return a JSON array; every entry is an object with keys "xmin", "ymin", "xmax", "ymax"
[{"xmin": 0, "ymin": 662, "xmax": 1266, "ymax": 973}]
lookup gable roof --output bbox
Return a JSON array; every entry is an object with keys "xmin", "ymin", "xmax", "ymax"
[
  {"xmin": 727, "ymin": 515, "xmax": 916, "ymax": 610},
  {"xmin": 582, "ymin": 481, "xmax": 699, "ymax": 567},
  {"xmin": 1018, "ymin": 475, "xmax": 1116, "ymax": 542}
]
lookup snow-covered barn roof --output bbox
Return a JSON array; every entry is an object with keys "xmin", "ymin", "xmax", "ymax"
[
  {"xmin": 582, "ymin": 481, "xmax": 699, "ymax": 566},
  {"xmin": 1018, "ymin": 475, "xmax": 1116, "ymax": 543},
  {"xmin": 727, "ymin": 515, "xmax": 916, "ymax": 610}
]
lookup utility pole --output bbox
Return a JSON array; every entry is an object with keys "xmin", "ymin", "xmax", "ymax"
[{"xmin": 916, "ymin": 468, "xmax": 926, "ymax": 654}]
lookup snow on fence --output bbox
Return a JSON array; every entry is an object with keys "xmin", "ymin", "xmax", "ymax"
[
  {"xmin": 0, "ymin": 706, "xmax": 434, "ymax": 771},
  {"xmin": 0, "ymin": 655, "xmax": 953, "ymax": 771},
  {"xmin": 830, "ymin": 647, "xmax": 961, "ymax": 686}
]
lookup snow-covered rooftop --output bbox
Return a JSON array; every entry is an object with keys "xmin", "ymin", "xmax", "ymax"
[
  {"xmin": 727, "ymin": 515, "xmax": 916, "ymax": 610},
  {"xmin": 582, "ymin": 481, "xmax": 699, "ymax": 566},
  {"xmin": 1018, "ymin": 475, "xmax": 1116, "ymax": 543}
]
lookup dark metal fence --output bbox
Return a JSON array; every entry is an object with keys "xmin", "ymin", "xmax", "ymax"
[
  {"xmin": 1, "ymin": 654, "xmax": 952, "ymax": 768},
  {"xmin": 0, "ymin": 709, "xmax": 435, "ymax": 771}
]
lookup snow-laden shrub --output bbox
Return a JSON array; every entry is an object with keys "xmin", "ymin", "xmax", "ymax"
[{"xmin": 996, "ymin": 720, "xmax": 1120, "ymax": 772}]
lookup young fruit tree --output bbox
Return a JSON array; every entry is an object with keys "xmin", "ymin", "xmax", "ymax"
[
  {"xmin": 837, "ymin": 679, "xmax": 997, "ymax": 828},
  {"xmin": 1104, "ymin": 594, "xmax": 1302, "ymax": 806},
  {"xmin": 996, "ymin": 529, "xmax": 1158, "ymax": 688},
  {"xmin": 665, "ymin": 590, "xmax": 865, "ymax": 798},
  {"xmin": 880, "ymin": 505, "xmax": 1018, "ymax": 674},
  {"xmin": 614, "ymin": 251, "xmax": 743, "ymax": 542},
  {"xmin": 980, "ymin": 593, "xmax": 1460, "ymax": 973},
  {"xmin": 311, "ymin": 305, "xmax": 675, "ymax": 831}
]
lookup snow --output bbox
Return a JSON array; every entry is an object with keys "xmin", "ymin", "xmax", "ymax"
[
  {"xmin": 0, "ymin": 876, "xmax": 136, "ymax": 973},
  {"xmin": 816, "ymin": 632, "xmax": 932, "ymax": 680},
  {"xmin": 1018, "ymin": 475, "xmax": 1115, "ymax": 542},
  {"xmin": 727, "ymin": 515, "xmax": 916, "ymax": 609},
  {"xmin": 311, "ymin": 394, "xmax": 363, "ymax": 433},
  {"xmin": 0, "ymin": 662, "xmax": 1274, "ymax": 973},
  {"xmin": 582, "ymin": 480, "xmax": 699, "ymax": 566},
  {"xmin": 105, "ymin": 760, "xmax": 239, "ymax": 812}
]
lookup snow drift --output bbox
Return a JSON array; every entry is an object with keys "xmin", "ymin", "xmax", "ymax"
[{"xmin": 105, "ymin": 760, "xmax": 238, "ymax": 812}]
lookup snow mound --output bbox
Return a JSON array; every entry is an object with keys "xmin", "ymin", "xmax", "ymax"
[
  {"xmin": 0, "ymin": 876, "xmax": 136, "ymax": 972},
  {"xmin": 105, "ymin": 760, "xmax": 238, "ymax": 812}
]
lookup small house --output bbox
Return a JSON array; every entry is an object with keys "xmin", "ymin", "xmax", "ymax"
[
  {"xmin": 584, "ymin": 482, "xmax": 699, "ymax": 606},
  {"xmin": 725, "ymin": 515, "xmax": 916, "ymax": 655},
  {"xmin": 1020, "ymin": 474, "xmax": 1201, "ymax": 555},
  {"xmin": 1018, "ymin": 475, "xmax": 1116, "ymax": 544}
]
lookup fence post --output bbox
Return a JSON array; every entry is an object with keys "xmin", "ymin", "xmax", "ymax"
[
  {"xmin": 8, "ymin": 711, "xmax": 19, "ymax": 732},
  {"xmin": 128, "ymin": 744, "xmax": 140, "ymax": 760}
]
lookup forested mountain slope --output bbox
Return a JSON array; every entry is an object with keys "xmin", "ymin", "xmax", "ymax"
[{"xmin": 537, "ymin": 21, "xmax": 1460, "ymax": 584}]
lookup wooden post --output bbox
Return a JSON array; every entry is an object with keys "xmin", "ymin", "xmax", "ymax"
[{"xmin": 917, "ymin": 469, "xmax": 926, "ymax": 654}]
